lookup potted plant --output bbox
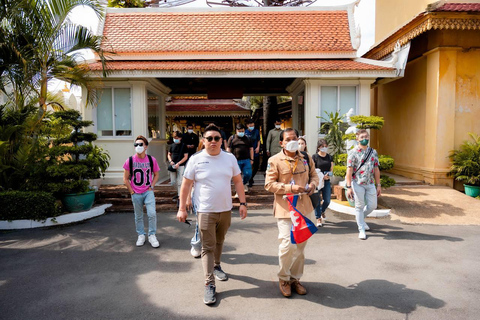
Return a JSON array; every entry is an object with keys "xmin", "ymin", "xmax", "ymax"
[
  {"xmin": 44, "ymin": 110, "xmax": 110, "ymax": 212},
  {"xmin": 448, "ymin": 133, "xmax": 480, "ymax": 197}
]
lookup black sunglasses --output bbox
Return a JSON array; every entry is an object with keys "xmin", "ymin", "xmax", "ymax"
[
  {"xmin": 133, "ymin": 143, "xmax": 144, "ymax": 147},
  {"xmin": 204, "ymin": 136, "xmax": 221, "ymax": 142}
]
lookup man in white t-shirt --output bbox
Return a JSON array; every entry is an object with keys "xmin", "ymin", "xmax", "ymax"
[{"xmin": 177, "ymin": 124, "xmax": 248, "ymax": 305}]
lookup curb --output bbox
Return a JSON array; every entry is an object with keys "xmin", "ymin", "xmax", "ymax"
[
  {"xmin": 0, "ymin": 204, "xmax": 112, "ymax": 230},
  {"xmin": 329, "ymin": 200, "xmax": 390, "ymax": 218}
]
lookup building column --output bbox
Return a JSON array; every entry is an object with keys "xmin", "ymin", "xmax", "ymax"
[
  {"xmin": 303, "ymin": 80, "xmax": 320, "ymax": 153},
  {"xmin": 291, "ymin": 95, "xmax": 299, "ymax": 130},
  {"xmin": 131, "ymin": 81, "xmax": 149, "ymax": 138},
  {"xmin": 424, "ymin": 48, "xmax": 457, "ymax": 186}
]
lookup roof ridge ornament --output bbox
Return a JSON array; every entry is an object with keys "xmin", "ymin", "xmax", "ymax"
[{"xmin": 347, "ymin": 0, "xmax": 362, "ymax": 50}]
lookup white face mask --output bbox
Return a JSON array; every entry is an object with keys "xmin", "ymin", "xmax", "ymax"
[
  {"xmin": 320, "ymin": 147, "xmax": 328, "ymax": 153},
  {"xmin": 187, "ymin": 129, "xmax": 193, "ymax": 134},
  {"xmin": 285, "ymin": 140, "xmax": 299, "ymax": 152},
  {"xmin": 275, "ymin": 125, "xmax": 281, "ymax": 129},
  {"xmin": 135, "ymin": 146, "xmax": 145, "ymax": 154}
]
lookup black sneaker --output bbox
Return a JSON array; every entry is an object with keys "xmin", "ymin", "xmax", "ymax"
[
  {"xmin": 214, "ymin": 265, "xmax": 228, "ymax": 281},
  {"xmin": 172, "ymin": 195, "xmax": 179, "ymax": 200},
  {"xmin": 204, "ymin": 284, "xmax": 216, "ymax": 305}
]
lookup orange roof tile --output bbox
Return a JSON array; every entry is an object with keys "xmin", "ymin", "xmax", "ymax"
[
  {"xmin": 89, "ymin": 60, "xmax": 392, "ymax": 71},
  {"xmin": 101, "ymin": 9, "xmax": 354, "ymax": 56},
  {"xmin": 433, "ymin": 3, "xmax": 480, "ymax": 12}
]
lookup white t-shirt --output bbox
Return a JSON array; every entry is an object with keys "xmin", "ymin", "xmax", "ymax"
[{"xmin": 183, "ymin": 150, "xmax": 241, "ymax": 213}]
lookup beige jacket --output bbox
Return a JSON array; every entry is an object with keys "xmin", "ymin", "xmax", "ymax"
[{"xmin": 265, "ymin": 150, "xmax": 319, "ymax": 218}]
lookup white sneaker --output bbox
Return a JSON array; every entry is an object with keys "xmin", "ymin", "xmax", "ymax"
[
  {"xmin": 190, "ymin": 246, "xmax": 201, "ymax": 258},
  {"xmin": 316, "ymin": 218, "xmax": 323, "ymax": 227},
  {"xmin": 359, "ymin": 230, "xmax": 367, "ymax": 240},
  {"xmin": 148, "ymin": 234, "xmax": 159, "ymax": 248},
  {"xmin": 244, "ymin": 185, "xmax": 249, "ymax": 193},
  {"xmin": 364, "ymin": 223, "xmax": 370, "ymax": 231},
  {"xmin": 136, "ymin": 235, "xmax": 146, "ymax": 246},
  {"xmin": 233, "ymin": 193, "xmax": 239, "ymax": 198}
]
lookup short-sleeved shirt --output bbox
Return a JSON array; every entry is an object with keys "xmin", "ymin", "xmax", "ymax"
[
  {"xmin": 312, "ymin": 153, "xmax": 333, "ymax": 173},
  {"xmin": 227, "ymin": 135, "xmax": 252, "ymax": 160},
  {"xmin": 347, "ymin": 147, "xmax": 379, "ymax": 185},
  {"xmin": 245, "ymin": 128, "xmax": 260, "ymax": 155},
  {"xmin": 169, "ymin": 142, "xmax": 187, "ymax": 166},
  {"xmin": 123, "ymin": 154, "xmax": 160, "ymax": 194},
  {"xmin": 183, "ymin": 150, "xmax": 241, "ymax": 213}
]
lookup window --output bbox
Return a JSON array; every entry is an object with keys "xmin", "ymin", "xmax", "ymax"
[
  {"xmin": 97, "ymin": 88, "xmax": 132, "ymax": 137},
  {"xmin": 320, "ymin": 85, "xmax": 357, "ymax": 124}
]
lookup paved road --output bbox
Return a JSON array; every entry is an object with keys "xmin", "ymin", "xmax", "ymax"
[{"xmin": 1, "ymin": 209, "xmax": 480, "ymax": 319}]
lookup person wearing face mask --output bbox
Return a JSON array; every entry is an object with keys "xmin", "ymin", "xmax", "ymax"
[
  {"xmin": 227, "ymin": 123, "xmax": 254, "ymax": 193},
  {"xmin": 266, "ymin": 118, "xmax": 283, "ymax": 158},
  {"xmin": 167, "ymin": 131, "xmax": 188, "ymax": 200},
  {"xmin": 312, "ymin": 139, "xmax": 334, "ymax": 227},
  {"xmin": 183, "ymin": 123, "xmax": 199, "ymax": 160},
  {"xmin": 123, "ymin": 135, "xmax": 160, "ymax": 248},
  {"xmin": 264, "ymin": 128, "xmax": 319, "ymax": 298},
  {"xmin": 298, "ymin": 136, "xmax": 308, "ymax": 153},
  {"xmin": 345, "ymin": 129, "xmax": 381, "ymax": 240},
  {"xmin": 244, "ymin": 118, "xmax": 261, "ymax": 188}
]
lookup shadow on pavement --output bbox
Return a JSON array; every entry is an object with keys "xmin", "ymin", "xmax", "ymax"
[
  {"xmin": 222, "ymin": 275, "xmax": 445, "ymax": 315},
  {"xmin": 221, "ymin": 252, "xmax": 315, "ymax": 266}
]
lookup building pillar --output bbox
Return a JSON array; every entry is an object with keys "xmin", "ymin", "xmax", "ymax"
[
  {"xmin": 424, "ymin": 48, "xmax": 457, "ymax": 186},
  {"xmin": 303, "ymin": 80, "xmax": 320, "ymax": 153},
  {"xmin": 291, "ymin": 95, "xmax": 299, "ymax": 130}
]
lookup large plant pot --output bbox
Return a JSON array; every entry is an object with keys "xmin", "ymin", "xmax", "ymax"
[
  {"xmin": 61, "ymin": 190, "xmax": 96, "ymax": 213},
  {"xmin": 464, "ymin": 184, "xmax": 480, "ymax": 197}
]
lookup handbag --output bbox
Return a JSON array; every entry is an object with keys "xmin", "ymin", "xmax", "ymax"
[
  {"xmin": 167, "ymin": 164, "xmax": 177, "ymax": 172},
  {"xmin": 300, "ymin": 151, "xmax": 321, "ymax": 208}
]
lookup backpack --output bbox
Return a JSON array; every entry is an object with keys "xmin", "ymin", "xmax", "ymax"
[{"xmin": 129, "ymin": 154, "xmax": 153, "ymax": 181}]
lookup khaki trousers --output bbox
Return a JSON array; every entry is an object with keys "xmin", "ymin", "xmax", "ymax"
[
  {"xmin": 198, "ymin": 211, "xmax": 232, "ymax": 285},
  {"xmin": 277, "ymin": 210, "xmax": 314, "ymax": 281}
]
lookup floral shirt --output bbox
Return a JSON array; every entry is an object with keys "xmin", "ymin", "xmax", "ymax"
[{"xmin": 347, "ymin": 147, "xmax": 379, "ymax": 185}]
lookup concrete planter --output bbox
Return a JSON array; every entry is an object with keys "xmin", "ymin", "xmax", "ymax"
[
  {"xmin": 464, "ymin": 184, "xmax": 480, "ymax": 198},
  {"xmin": 61, "ymin": 190, "xmax": 96, "ymax": 213}
]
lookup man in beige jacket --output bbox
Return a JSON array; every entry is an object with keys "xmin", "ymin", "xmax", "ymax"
[{"xmin": 265, "ymin": 128, "xmax": 319, "ymax": 298}]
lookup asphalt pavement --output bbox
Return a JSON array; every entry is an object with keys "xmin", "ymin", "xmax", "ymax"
[{"xmin": 1, "ymin": 208, "xmax": 480, "ymax": 319}]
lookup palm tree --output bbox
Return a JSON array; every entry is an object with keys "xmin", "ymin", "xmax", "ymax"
[{"xmin": 0, "ymin": 0, "xmax": 108, "ymax": 114}]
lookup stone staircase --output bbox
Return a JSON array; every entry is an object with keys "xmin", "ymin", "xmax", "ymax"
[{"xmin": 96, "ymin": 171, "xmax": 337, "ymax": 213}]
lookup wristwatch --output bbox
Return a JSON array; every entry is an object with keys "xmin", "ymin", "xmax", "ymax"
[
  {"xmin": 346, "ymin": 185, "xmax": 351, "ymax": 188},
  {"xmin": 239, "ymin": 202, "xmax": 247, "ymax": 207}
]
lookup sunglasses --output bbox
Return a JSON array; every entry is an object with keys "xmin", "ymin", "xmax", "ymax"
[
  {"xmin": 133, "ymin": 143, "xmax": 144, "ymax": 147},
  {"xmin": 204, "ymin": 136, "xmax": 221, "ymax": 142}
]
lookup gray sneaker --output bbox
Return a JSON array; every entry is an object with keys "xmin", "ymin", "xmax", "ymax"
[
  {"xmin": 204, "ymin": 284, "xmax": 216, "ymax": 305},
  {"xmin": 214, "ymin": 265, "xmax": 228, "ymax": 281}
]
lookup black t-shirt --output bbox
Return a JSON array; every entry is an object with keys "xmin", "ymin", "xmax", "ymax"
[
  {"xmin": 312, "ymin": 153, "xmax": 333, "ymax": 173},
  {"xmin": 169, "ymin": 143, "xmax": 188, "ymax": 166},
  {"xmin": 183, "ymin": 133, "xmax": 199, "ymax": 155},
  {"xmin": 228, "ymin": 135, "xmax": 252, "ymax": 160}
]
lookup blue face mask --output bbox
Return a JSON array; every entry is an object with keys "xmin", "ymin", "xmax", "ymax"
[
  {"xmin": 173, "ymin": 138, "xmax": 180, "ymax": 144},
  {"xmin": 237, "ymin": 132, "xmax": 245, "ymax": 138},
  {"xmin": 360, "ymin": 139, "xmax": 369, "ymax": 146},
  {"xmin": 248, "ymin": 126, "xmax": 254, "ymax": 131}
]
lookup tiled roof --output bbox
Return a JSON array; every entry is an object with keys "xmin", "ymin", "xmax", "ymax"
[
  {"xmin": 101, "ymin": 9, "xmax": 354, "ymax": 56},
  {"xmin": 89, "ymin": 60, "xmax": 392, "ymax": 71},
  {"xmin": 433, "ymin": 3, "xmax": 480, "ymax": 12},
  {"xmin": 166, "ymin": 104, "xmax": 248, "ymax": 112}
]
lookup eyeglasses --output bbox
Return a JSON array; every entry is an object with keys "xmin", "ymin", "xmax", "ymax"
[
  {"xmin": 204, "ymin": 136, "xmax": 221, "ymax": 142},
  {"xmin": 133, "ymin": 143, "xmax": 144, "ymax": 147}
]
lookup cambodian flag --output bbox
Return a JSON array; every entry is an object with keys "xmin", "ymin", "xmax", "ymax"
[{"xmin": 285, "ymin": 194, "xmax": 318, "ymax": 244}]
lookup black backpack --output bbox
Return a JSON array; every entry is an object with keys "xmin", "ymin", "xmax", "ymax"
[{"xmin": 129, "ymin": 154, "xmax": 154, "ymax": 181}]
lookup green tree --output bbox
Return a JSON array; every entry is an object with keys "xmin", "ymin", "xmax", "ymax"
[
  {"xmin": 0, "ymin": 0, "xmax": 108, "ymax": 114},
  {"xmin": 107, "ymin": 0, "xmax": 145, "ymax": 7}
]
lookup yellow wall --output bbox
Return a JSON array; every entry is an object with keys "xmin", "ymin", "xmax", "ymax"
[
  {"xmin": 375, "ymin": 57, "xmax": 427, "ymax": 181},
  {"xmin": 375, "ymin": 0, "xmax": 480, "ymax": 43}
]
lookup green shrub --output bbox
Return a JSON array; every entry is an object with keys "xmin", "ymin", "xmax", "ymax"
[
  {"xmin": 333, "ymin": 165, "xmax": 347, "ymax": 178},
  {"xmin": 380, "ymin": 175, "xmax": 396, "ymax": 189},
  {"xmin": 335, "ymin": 153, "xmax": 348, "ymax": 166},
  {"xmin": 448, "ymin": 133, "xmax": 480, "ymax": 186},
  {"xmin": 350, "ymin": 115, "xmax": 385, "ymax": 130},
  {"xmin": 0, "ymin": 191, "xmax": 60, "ymax": 221},
  {"xmin": 379, "ymin": 155, "xmax": 395, "ymax": 171}
]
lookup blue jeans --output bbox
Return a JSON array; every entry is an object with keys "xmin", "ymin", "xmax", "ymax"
[
  {"xmin": 315, "ymin": 180, "xmax": 331, "ymax": 219},
  {"xmin": 237, "ymin": 159, "xmax": 252, "ymax": 185},
  {"xmin": 131, "ymin": 190, "xmax": 157, "ymax": 236},
  {"xmin": 190, "ymin": 202, "xmax": 201, "ymax": 251},
  {"xmin": 352, "ymin": 181, "xmax": 377, "ymax": 232}
]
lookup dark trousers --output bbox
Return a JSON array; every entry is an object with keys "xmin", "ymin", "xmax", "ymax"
[{"xmin": 249, "ymin": 155, "xmax": 260, "ymax": 186}]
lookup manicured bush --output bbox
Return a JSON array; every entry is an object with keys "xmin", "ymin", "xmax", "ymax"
[
  {"xmin": 380, "ymin": 175, "xmax": 396, "ymax": 189},
  {"xmin": 333, "ymin": 165, "xmax": 347, "ymax": 178},
  {"xmin": 335, "ymin": 153, "xmax": 348, "ymax": 166},
  {"xmin": 0, "ymin": 191, "xmax": 60, "ymax": 221},
  {"xmin": 379, "ymin": 155, "xmax": 395, "ymax": 171}
]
